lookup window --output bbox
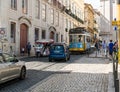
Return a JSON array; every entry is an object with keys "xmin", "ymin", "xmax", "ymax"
[
  {"xmin": 56, "ymin": 12, "xmax": 59, "ymax": 26},
  {"xmin": 56, "ymin": 33, "xmax": 58, "ymax": 42},
  {"xmin": 61, "ymin": 35, "xmax": 63, "ymax": 42},
  {"xmin": 35, "ymin": 28, "xmax": 39, "ymax": 41},
  {"xmin": 10, "ymin": 22, "xmax": 16, "ymax": 43},
  {"xmin": 22, "ymin": 0, "xmax": 28, "ymax": 14},
  {"xmin": 41, "ymin": 30, "xmax": 46, "ymax": 39},
  {"xmin": 50, "ymin": 9, "xmax": 54, "ymax": 24},
  {"xmin": 11, "ymin": 0, "xmax": 17, "ymax": 10},
  {"xmin": 42, "ymin": 4, "xmax": 46, "ymax": 21},
  {"xmin": 35, "ymin": 0, "xmax": 40, "ymax": 19}
]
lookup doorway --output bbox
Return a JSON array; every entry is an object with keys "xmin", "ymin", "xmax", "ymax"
[
  {"xmin": 20, "ymin": 23, "xmax": 28, "ymax": 53},
  {"xmin": 50, "ymin": 31, "xmax": 55, "ymax": 40}
]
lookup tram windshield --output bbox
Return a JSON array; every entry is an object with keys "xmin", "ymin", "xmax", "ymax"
[{"xmin": 69, "ymin": 35, "xmax": 84, "ymax": 43}]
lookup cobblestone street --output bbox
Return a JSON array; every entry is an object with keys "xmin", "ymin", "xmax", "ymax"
[{"xmin": 0, "ymin": 54, "xmax": 113, "ymax": 92}]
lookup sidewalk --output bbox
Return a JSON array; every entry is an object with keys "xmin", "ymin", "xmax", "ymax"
[
  {"xmin": 89, "ymin": 51, "xmax": 120, "ymax": 92},
  {"xmin": 16, "ymin": 54, "xmax": 35, "ymax": 60}
]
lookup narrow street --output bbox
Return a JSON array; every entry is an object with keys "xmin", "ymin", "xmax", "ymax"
[{"xmin": 0, "ymin": 54, "xmax": 112, "ymax": 92}]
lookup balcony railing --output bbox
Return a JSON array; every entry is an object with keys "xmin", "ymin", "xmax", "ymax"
[{"xmin": 65, "ymin": 9, "xmax": 84, "ymax": 24}]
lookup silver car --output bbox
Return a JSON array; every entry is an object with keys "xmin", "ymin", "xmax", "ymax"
[{"xmin": 0, "ymin": 53, "xmax": 26, "ymax": 84}]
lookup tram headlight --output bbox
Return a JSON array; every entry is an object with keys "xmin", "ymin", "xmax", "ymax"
[{"xmin": 80, "ymin": 44, "xmax": 83, "ymax": 48}]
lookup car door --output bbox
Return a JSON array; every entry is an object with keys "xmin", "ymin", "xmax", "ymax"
[
  {"xmin": 0, "ymin": 55, "xmax": 11, "ymax": 83},
  {"xmin": 3, "ymin": 53, "xmax": 21, "ymax": 78}
]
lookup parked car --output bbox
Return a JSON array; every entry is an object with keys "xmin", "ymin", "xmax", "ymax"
[
  {"xmin": 49, "ymin": 43, "xmax": 70, "ymax": 62},
  {"xmin": 0, "ymin": 53, "xmax": 26, "ymax": 84}
]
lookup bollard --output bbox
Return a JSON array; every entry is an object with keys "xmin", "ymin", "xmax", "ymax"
[
  {"xmin": 88, "ymin": 49, "xmax": 89, "ymax": 57},
  {"xmin": 114, "ymin": 70, "xmax": 117, "ymax": 87},
  {"xmin": 115, "ymin": 79, "xmax": 119, "ymax": 92},
  {"xmin": 95, "ymin": 49, "xmax": 97, "ymax": 57}
]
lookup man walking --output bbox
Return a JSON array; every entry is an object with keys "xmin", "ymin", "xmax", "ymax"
[
  {"xmin": 102, "ymin": 40, "xmax": 107, "ymax": 57},
  {"xmin": 108, "ymin": 40, "xmax": 114, "ymax": 60},
  {"xmin": 26, "ymin": 42, "xmax": 31, "ymax": 56}
]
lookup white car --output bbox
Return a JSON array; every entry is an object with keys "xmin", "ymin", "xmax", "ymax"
[{"xmin": 0, "ymin": 53, "xmax": 26, "ymax": 84}]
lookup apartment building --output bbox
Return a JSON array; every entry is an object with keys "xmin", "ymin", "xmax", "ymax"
[
  {"xmin": 0, "ymin": 0, "xmax": 85, "ymax": 55},
  {"xmin": 84, "ymin": 3, "xmax": 95, "ymax": 41}
]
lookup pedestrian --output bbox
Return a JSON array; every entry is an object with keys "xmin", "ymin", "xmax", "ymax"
[
  {"xmin": 108, "ymin": 40, "xmax": 114, "ymax": 60},
  {"xmin": 21, "ymin": 47, "xmax": 25, "ymax": 56},
  {"xmin": 26, "ymin": 42, "xmax": 31, "ymax": 56},
  {"xmin": 102, "ymin": 40, "xmax": 107, "ymax": 56},
  {"xmin": 113, "ymin": 40, "xmax": 118, "ymax": 52},
  {"xmin": 95, "ymin": 40, "xmax": 100, "ymax": 54}
]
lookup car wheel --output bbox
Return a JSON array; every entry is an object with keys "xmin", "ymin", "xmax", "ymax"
[{"xmin": 19, "ymin": 66, "xmax": 26, "ymax": 80}]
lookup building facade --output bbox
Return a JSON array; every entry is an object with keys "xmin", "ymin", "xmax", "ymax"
[
  {"xmin": 99, "ymin": 13, "xmax": 111, "ymax": 43},
  {"xmin": 0, "ymin": 0, "xmax": 85, "ymax": 55},
  {"xmin": 93, "ymin": 9, "xmax": 100, "ymax": 41},
  {"xmin": 100, "ymin": 0, "xmax": 116, "ymax": 41},
  {"xmin": 84, "ymin": 3, "xmax": 95, "ymax": 42}
]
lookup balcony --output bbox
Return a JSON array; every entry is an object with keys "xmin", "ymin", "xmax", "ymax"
[{"xmin": 65, "ymin": 9, "xmax": 84, "ymax": 24}]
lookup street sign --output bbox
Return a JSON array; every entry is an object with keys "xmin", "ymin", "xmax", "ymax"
[
  {"xmin": 112, "ymin": 20, "xmax": 120, "ymax": 26},
  {"xmin": 112, "ymin": 21, "xmax": 117, "ymax": 26},
  {"xmin": 117, "ymin": 21, "xmax": 120, "ymax": 26},
  {"xmin": 114, "ymin": 26, "xmax": 117, "ymax": 31}
]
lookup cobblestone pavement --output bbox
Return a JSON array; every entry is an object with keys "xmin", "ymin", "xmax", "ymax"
[
  {"xmin": 0, "ymin": 54, "xmax": 113, "ymax": 92},
  {"xmin": 26, "ymin": 73, "xmax": 108, "ymax": 92}
]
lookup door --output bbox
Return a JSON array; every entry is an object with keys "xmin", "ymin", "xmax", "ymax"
[
  {"xmin": 0, "ymin": 55, "xmax": 11, "ymax": 83},
  {"xmin": 3, "ymin": 53, "xmax": 20, "ymax": 78},
  {"xmin": 20, "ymin": 24, "xmax": 28, "ymax": 53},
  {"xmin": 50, "ymin": 31, "xmax": 54, "ymax": 40}
]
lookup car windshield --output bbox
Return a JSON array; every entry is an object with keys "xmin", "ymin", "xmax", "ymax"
[
  {"xmin": 0, "ymin": 53, "xmax": 14, "ymax": 62},
  {"xmin": 51, "ymin": 45, "xmax": 64, "ymax": 51}
]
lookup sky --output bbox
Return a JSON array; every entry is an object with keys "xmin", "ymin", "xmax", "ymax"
[{"xmin": 84, "ymin": 0, "xmax": 100, "ymax": 9}]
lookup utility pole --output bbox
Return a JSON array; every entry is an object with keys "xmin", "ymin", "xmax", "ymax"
[{"xmin": 117, "ymin": 0, "xmax": 120, "ymax": 64}]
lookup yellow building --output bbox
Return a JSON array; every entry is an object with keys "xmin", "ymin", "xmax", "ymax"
[{"xmin": 84, "ymin": 3, "xmax": 95, "ymax": 42}]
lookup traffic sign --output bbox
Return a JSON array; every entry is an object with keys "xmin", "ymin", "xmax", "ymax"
[
  {"xmin": 114, "ymin": 26, "xmax": 117, "ymax": 31},
  {"xmin": 117, "ymin": 21, "xmax": 120, "ymax": 26},
  {"xmin": 112, "ymin": 21, "xmax": 117, "ymax": 26},
  {"xmin": 112, "ymin": 20, "xmax": 120, "ymax": 26}
]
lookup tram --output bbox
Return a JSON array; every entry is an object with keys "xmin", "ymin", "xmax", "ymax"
[{"xmin": 69, "ymin": 27, "xmax": 91, "ymax": 53}]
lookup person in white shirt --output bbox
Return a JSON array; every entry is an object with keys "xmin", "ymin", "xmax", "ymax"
[{"xmin": 102, "ymin": 40, "xmax": 107, "ymax": 56}]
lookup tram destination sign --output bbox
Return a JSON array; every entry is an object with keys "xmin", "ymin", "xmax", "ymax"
[{"xmin": 69, "ymin": 27, "xmax": 85, "ymax": 34}]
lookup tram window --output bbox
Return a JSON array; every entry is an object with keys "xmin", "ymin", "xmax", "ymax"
[
  {"xmin": 78, "ymin": 35, "xmax": 84, "ymax": 42},
  {"xmin": 69, "ymin": 35, "xmax": 72, "ymax": 42},
  {"xmin": 86, "ymin": 36, "xmax": 90, "ymax": 42},
  {"xmin": 73, "ymin": 35, "xmax": 78, "ymax": 42},
  {"xmin": 79, "ymin": 38, "xmax": 81, "ymax": 42}
]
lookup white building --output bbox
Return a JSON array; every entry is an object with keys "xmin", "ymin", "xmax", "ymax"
[
  {"xmin": 99, "ymin": 13, "xmax": 111, "ymax": 43},
  {"xmin": 100, "ymin": 0, "xmax": 116, "ymax": 41},
  {"xmin": 0, "ymin": 0, "xmax": 84, "ymax": 55}
]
